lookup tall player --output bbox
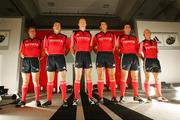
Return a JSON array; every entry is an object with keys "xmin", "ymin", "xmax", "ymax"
[
  {"xmin": 42, "ymin": 21, "xmax": 69, "ymax": 107},
  {"xmin": 70, "ymin": 18, "xmax": 95, "ymax": 106},
  {"xmin": 118, "ymin": 24, "xmax": 143, "ymax": 103},
  {"xmin": 139, "ymin": 29, "xmax": 168, "ymax": 102},
  {"xmin": 16, "ymin": 26, "xmax": 42, "ymax": 107},
  {"xmin": 93, "ymin": 20, "xmax": 118, "ymax": 104}
]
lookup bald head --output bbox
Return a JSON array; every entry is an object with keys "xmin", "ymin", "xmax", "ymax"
[{"xmin": 143, "ymin": 29, "xmax": 151, "ymax": 40}]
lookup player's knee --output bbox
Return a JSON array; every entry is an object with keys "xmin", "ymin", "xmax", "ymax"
[
  {"xmin": 109, "ymin": 74, "xmax": 115, "ymax": 80},
  {"xmin": 98, "ymin": 73, "xmax": 104, "ymax": 80},
  {"xmin": 121, "ymin": 74, "xmax": 128, "ymax": 81},
  {"xmin": 155, "ymin": 79, "xmax": 160, "ymax": 83},
  {"xmin": 22, "ymin": 82, "xmax": 29, "ymax": 87},
  {"xmin": 75, "ymin": 79, "xmax": 80, "ymax": 83},
  {"xmin": 85, "ymin": 75, "xmax": 92, "ymax": 80},
  {"xmin": 145, "ymin": 76, "xmax": 150, "ymax": 81},
  {"xmin": 33, "ymin": 82, "xmax": 39, "ymax": 87}
]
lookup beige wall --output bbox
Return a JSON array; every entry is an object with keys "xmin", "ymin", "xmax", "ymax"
[{"xmin": 0, "ymin": 18, "xmax": 24, "ymax": 94}]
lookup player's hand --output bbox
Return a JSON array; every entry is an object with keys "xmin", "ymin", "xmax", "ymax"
[
  {"xmin": 45, "ymin": 51, "xmax": 49, "ymax": 55},
  {"xmin": 72, "ymin": 52, "xmax": 76, "ymax": 57},
  {"xmin": 21, "ymin": 54, "xmax": 24, "ymax": 59},
  {"xmin": 140, "ymin": 56, "xmax": 144, "ymax": 61},
  {"xmin": 39, "ymin": 56, "xmax": 44, "ymax": 61}
]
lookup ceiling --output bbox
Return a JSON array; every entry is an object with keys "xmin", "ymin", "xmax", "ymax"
[
  {"xmin": 37, "ymin": 0, "xmax": 119, "ymax": 16},
  {"xmin": 0, "ymin": 0, "xmax": 180, "ymax": 29}
]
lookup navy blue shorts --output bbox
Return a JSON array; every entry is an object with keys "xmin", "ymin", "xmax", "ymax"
[
  {"xmin": 46, "ymin": 55, "xmax": 66, "ymax": 72},
  {"xmin": 21, "ymin": 57, "xmax": 40, "ymax": 73},
  {"xmin": 144, "ymin": 58, "xmax": 161, "ymax": 73},
  {"xmin": 75, "ymin": 51, "xmax": 92, "ymax": 69},
  {"xmin": 96, "ymin": 52, "xmax": 115, "ymax": 68},
  {"xmin": 121, "ymin": 54, "xmax": 139, "ymax": 71}
]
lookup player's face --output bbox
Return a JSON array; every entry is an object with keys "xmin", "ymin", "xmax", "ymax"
[
  {"xmin": 53, "ymin": 22, "xmax": 61, "ymax": 33},
  {"xmin": 144, "ymin": 29, "xmax": 151, "ymax": 40},
  {"xmin": 28, "ymin": 28, "xmax": 36, "ymax": 39},
  {"xmin": 124, "ymin": 25, "xmax": 131, "ymax": 35},
  {"xmin": 100, "ymin": 22, "xmax": 108, "ymax": 31},
  {"xmin": 78, "ymin": 19, "xmax": 87, "ymax": 28}
]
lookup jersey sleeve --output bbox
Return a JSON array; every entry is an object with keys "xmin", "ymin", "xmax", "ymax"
[
  {"xmin": 43, "ymin": 35, "xmax": 48, "ymax": 50},
  {"xmin": 138, "ymin": 41, "xmax": 144, "ymax": 56},
  {"xmin": 112, "ymin": 33, "xmax": 116, "ymax": 48},
  {"xmin": 135, "ymin": 37, "xmax": 139, "ymax": 53},
  {"xmin": 89, "ymin": 34, "xmax": 93, "ymax": 51},
  {"xmin": 117, "ymin": 36, "xmax": 122, "ymax": 52},
  {"xmin": 70, "ymin": 32, "xmax": 75, "ymax": 48},
  {"xmin": 93, "ymin": 35, "xmax": 98, "ymax": 48},
  {"xmin": 65, "ymin": 37, "xmax": 70, "ymax": 55},
  {"xmin": 19, "ymin": 41, "xmax": 24, "ymax": 55},
  {"xmin": 155, "ymin": 42, "xmax": 159, "ymax": 53}
]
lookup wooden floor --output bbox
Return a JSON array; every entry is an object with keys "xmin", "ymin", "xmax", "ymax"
[{"xmin": 0, "ymin": 89, "xmax": 180, "ymax": 120}]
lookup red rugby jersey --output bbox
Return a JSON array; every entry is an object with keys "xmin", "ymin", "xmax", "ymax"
[
  {"xmin": 71, "ymin": 30, "xmax": 92, "ymax": 52},
  {"xmin": 43, "ymin": 33, "xmax": 68, "ymax": 55},
  {"xmin": 139, "ymin": 40, "xmax": 158, "ymax": 58},
  {"xmin": 118, "ymin": 34, "xmax": 138, "ymax": 54},
  {"xmin": 19, "ymin": 38, "xmax": 41, "ymax": 57},
  {"xmin": 93, "ymin": 31, "xmax": 116, "ymax": 52}
]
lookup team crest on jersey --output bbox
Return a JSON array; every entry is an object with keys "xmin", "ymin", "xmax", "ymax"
[
  {"xmin": 121, "ymin": 38, "xmax": 125, "ymax": 40},
  {"xmin": 48, "ymin": 36, "xmax": 54, "ymax": 39},
  {"xmin": 97, "ymin": 34, "xmax": 102, "ymax": 37},
  {"xmin": 144, "ymin": 43, "xmax": 149, "ymax": 46}
]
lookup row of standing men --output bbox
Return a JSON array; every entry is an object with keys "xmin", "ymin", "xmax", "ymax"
[{"xmin": 16, "ymin": 18, "xmax": 168, "ymax": 108}]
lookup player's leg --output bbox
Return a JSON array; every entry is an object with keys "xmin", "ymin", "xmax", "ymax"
[
  {"xmin": 58, "ymin": 71, "xmax": 68, "ymax": 107},
  {"xmin": 42, "ymin": 56, "xmax": 56, "ymax": 107},
  {"xmin": 144, "ymin": 72, "xmax": 151, "ymax": 102},
  {"xmin": 97, "ymin": 67, "xmax": 105, "ymax": 104},
  {"xmin": 153, "ymin": 73, "xmax": 168, "ymax": 102},
  {"xmin": 16, "ymin": 58, "xmax": 31, "ymax": 107},
  {"xmin": 32, "ymin": 72, "xmax": 41, "ymax": 107},
  {"xmin": 119, "ymin": 69, "xmax": 128, "ymax": 103},
  {"xmin": 16, "ymin": 73, "xmax": 30, "ymax": 107},
  {"xmin": 96, "ymin": 52, "xmax": 105, "ymax": 104},
  {"xmin": 85, "ymin": 68, "xmax": 95, "ymax": 105},
  {"xmin": 31, "ymin": 58, "xmax": 41, "ymax": 107},
  {"xmin": 42, "ymin": 72, "xmax": 55, "ymax": 107},
  {"xmin": 72, "ymin": 68, "xmax": 83, "ymax": 105},
  {"xmin": 119, "ymin": 54, "xmax": 130, "ymax": 103},
  {"xmin": 107, "ymin": 67, "xmax": 118, "ymax": 104},
  {"xmin": 131, "ymin": 70, "xmax": 143, "ymax": 102}
]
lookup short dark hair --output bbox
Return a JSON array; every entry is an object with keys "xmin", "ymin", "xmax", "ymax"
[
  {"xmin": 27, "ymin": 26, "xmax": 36, "ymax": 32},
  {"xmin": 99, "ymin": 20, "xmax": 108, "ymax": 26},
  {"xmin": 123, "ymin": 23, "xmax": 131, "ymax": 28},
  {"xmin": 78, "ymin": 17, "xmax": 87, "ymax": 23},
  {"xmin": 53, "ymin": 20, "xmax": 61, "ymax": 25}
]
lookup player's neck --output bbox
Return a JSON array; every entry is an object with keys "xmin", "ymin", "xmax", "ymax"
[
  {"xmin": 102, "ymin": 30, "xmax": 107, "ymax": 33},
  {"xmin": 145, "ymin": 37, "xmax": 151, "ymax": 40},
  {"xmin": 125, "ymin": 32, "xmax": 130, "ymax": 35},
  {"xmin": 54, "ymin": 31, "xmax": 60, "ymax": 34},
  {"xmin": 29, "ymin": 36, "xmax": 35, "ymax": 39},
  {"xmin": 79, "ymin": 27, "xmax": 86, "ymax": 31}
]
